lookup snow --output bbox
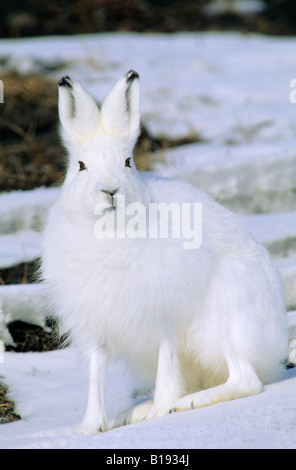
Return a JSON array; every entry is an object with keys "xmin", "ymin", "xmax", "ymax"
[
  {"xmin": 0, "ymin": 230, "xmax": 41, "ymax": 269},
  {"xmin": 0, "ymin": 187, "xmax": 59, "ymax": 235},
  {"xmin": 0, "ymin": 31, "xmax": 296, "ymax": 449},
  {"xmin": 205, "ymin": 0, "xmax": 266, "ymax": 16},
  {"xmin": 0, "ymin": 283, "xmax": 48, "ymax": 346},
  {"xmin": 0, "ymin": 187, "xmax": 59, "ymax": 268},
  {"xmin": 1, "ymin": 349, "xmax": 296, "ymax": 449},
  {"xmin": 154, "ymin": 141, "xmax": 296, "ymax": 213}
]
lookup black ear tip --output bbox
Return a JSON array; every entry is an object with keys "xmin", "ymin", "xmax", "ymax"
[
  {"xmin": 58, "ymin": 76, "xmax": 72, "ymax": 88},
  {"xmin": 126, "ymin": 70, "xmax": 139, "ymax": 82}
]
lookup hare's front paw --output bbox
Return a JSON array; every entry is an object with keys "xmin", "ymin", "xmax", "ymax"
[
  {"xmin": 111, "ymin": 399, "xmax": 174, "ymax": 428},
  {"xmin": 77, "ymin": 414, "xmax": 108, "ymax": 435}
]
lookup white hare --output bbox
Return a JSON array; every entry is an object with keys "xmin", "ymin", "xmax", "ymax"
[{"xmin": 42, "ymin": 70, "xmax": 288, "ymax": 434}]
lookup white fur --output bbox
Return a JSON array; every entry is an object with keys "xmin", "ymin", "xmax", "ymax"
[{"xmin": 42, "ymin": 71, "xmax": 288, "ymax": 434}]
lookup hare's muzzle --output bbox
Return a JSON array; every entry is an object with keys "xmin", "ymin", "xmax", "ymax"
[{"xmin": 101, "ymin": 188, "xmax": 119, "ymax": 209}]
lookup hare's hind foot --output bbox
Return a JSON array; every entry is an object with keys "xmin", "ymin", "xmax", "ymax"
[
  {"xmin": 112, "ymin": 361, "xmax": 263, "ymax": 428},
  {"xmin": 172, "ymin": 367, "xmax": 262, "ymax": 413}
]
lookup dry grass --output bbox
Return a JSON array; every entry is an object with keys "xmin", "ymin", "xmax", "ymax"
[
  {"xmin": 0, "ymin": 385, "xmax": 21, "ymax": 425},
  {"xmin": 0, "ymin": 72, "xmax": 65, "ymax": 192},
  {"xmin": 1, "ymin": 0, "xmax": 294, "ymax": 38},
  {"xmin": 5, "ymin": 321, "xmax": 62, "ymax": 353},
  {"xmin": 0, "ymin": 261, "xmax": 38, "ymax": 286}
]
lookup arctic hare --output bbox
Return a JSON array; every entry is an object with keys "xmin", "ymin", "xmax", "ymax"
[{"xmin": 42, "ymin": 70, "xmax": 288, "ymax": 434}]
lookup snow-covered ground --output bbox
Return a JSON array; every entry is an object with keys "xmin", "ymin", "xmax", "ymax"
[
  {"xmin": 1, "ymin": 349, "xmax": 296, "ymax": 449},
  {"xmin": 0, "ymin": 32, "xmax": 296, "ymax": 449}
]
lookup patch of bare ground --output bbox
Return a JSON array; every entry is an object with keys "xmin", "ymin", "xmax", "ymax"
[{"xmin": 0, "ymin": 384, "xmax": 21, "ymax": 425}]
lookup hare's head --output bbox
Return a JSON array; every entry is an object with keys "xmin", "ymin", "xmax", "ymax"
[{"xmin": 58, "ymin": 71, "xmax": 145, "ymax": 214}]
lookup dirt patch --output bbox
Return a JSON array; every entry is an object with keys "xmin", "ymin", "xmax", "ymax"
[
  {"xmin": 0, "ymin": 384, "xmax": 21, "ymax": 425},
  {"xmin": 0, "ymin": 261, "xmax": 39, "ymax": 286},
  {"xmin": 6, "ymin": 320, "xmax": 62, "ymax": 353},
  {"xmin": 0, "ymin": 261, "xmax": 64, "ymax": 353},
  {"xmin": 0, "ymin": 72, "xmax": 64, "ymax": 192},
  {"xmin": 1, "ymin": 0, "xmax": 296, "ymax": 38}
]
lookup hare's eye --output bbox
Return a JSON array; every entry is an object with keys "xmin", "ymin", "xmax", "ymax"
[
  {"xmin": 125, "ymin": 157, "xmax": 131, "ymax": 168},
  {"xmin": 78, "ymin": 161, "xmax": 86, "ymax": 171}
]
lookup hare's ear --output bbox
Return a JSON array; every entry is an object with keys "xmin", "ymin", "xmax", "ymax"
[
  {"xmin": 58, "ymin": 76, "xmax": 101, "ymax": 152},
  {"xmin": 101, "ymin": 70, "xmax": 140, "ymax": 151}
]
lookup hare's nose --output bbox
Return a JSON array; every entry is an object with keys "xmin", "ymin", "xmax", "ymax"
[{"xmin": 102, "ymin": 188, "xmax": 119, "ymax": 198}]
